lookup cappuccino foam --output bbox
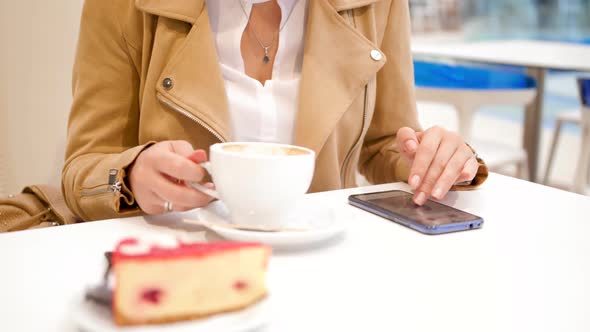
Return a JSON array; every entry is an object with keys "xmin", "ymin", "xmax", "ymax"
[{"xmin": 222, "ymin": 144, "xmax": 308, "ymax": 156}]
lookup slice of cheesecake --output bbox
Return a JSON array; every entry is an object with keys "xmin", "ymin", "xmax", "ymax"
[{"xmin": 112, "ymin": 237, "xmax": 271, "ymax": 326}]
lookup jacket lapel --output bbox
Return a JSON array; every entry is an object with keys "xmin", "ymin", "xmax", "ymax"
[
  {"xmin": 137, "ymin": 0, "xmax": 231, "ymax": 141},
  {"xmin": 294, "ymin": 0, "xmax": 385, "ymax": 154}
]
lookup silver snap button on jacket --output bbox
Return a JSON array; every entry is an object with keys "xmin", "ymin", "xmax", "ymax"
[
  {"xmin": 162, "ymin": 77, "xmax": 174, "ymax": 90},
  {"xmin": 370, "ymin": 50, "xmax": 382, "ymax": 61}
]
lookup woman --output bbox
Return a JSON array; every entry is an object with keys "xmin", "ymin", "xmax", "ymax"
[{"xmin": 62, "ymin": 0, "xmax": 487, "ymax": 221}]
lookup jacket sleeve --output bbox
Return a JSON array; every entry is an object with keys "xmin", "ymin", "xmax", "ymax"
[
  {"xmin": 62, "ymin": 0, "xmax": 153, "ymax": 221},
  {"xmin": 358, "ymin": 0, "xmax": 488, "ymax": 188}
]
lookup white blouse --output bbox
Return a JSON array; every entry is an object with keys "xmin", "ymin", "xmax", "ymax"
[{"xmin": 206, "ymin": 0, "xmax": 308, "ymax": 144}]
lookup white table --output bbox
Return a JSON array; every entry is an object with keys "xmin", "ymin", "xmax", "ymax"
[
  {"xmin": 412, "ymin": 40, "xmax": 590, "ymax": 183},
  {"xmin": 1, "ymin": 173, "xmax": 590, "ymax": 331}
]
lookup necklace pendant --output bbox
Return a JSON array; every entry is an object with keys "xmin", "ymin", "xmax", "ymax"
[{"xmin": 263, "ymin": 46, "xmax": 270, "ymax": 64}]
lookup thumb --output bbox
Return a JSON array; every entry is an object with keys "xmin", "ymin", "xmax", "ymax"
[{"xmin": 396, "ymin": 127, "xmax": 420, "ymax": 157}]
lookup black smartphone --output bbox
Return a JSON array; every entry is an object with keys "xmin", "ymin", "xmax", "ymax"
[{"xmin": 348, "ymin": 190, "xmax": 483, "ymax": 235}]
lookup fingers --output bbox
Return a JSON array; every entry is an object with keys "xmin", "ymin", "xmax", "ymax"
[
  {"xmin": 157, "ymin": 141, "xmax": 207, "ymax": 182},
  {"xmin": 187, "ymin": 149, "xmax": 208, "ymax": 164},
  {"xmin": 152, "ymin": 172, "xmax": 214, "ymax": 208},
  {"xmin": 414, "ymin": 133, "xmax": 460, "ymax": 202},
  {"xmin": 405, "ymin": 126, "xmax": 479, "ymax": 205},
  {"xmin": 142, "ymin": 190, "xmax": 197, "ymax": 214},
  {"xmin": 128, "ymin": 140, "xmax": 213, "ymax": 215},
  {"xmin": 134, "ymin": 170, "xmax": 214, "ymax": 214},
  {"xmin": 456, "ymin": 156, "xmax": 479, "ymax": 184},
  {"xmin": 169, "ymin": 140, "xmax": 195, "ymax": 157},
  {"xmin": 141, "ymin": 188, "xmax": 210, "ymax": 214},
  {"xmin": 170, "ymin": 141, "xmax": 208, "ymax": 172},
  {"xmin": 135, "ymin": 190, "xmax": 169, "ymax": 215},
  {"xmin": 396, "ymin": 127, "xmax": 420, "ymax": 157},
  {"xmin": 165, "ymin": 183, "xmax": 215, "ymax": 213},
  {"xmin": 427, "ymin": 145, "xmax": 475, "ymax": 202},
  {"xmin": 408, "ymin": 126, "xmax": 444, "ymax": 191},
  {"xmin": 155, "ymin": 150, "xmax": 207, "ymax": 182}
]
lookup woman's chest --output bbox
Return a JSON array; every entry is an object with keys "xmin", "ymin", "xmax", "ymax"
[{"xmin": 136, "ymin": 0, "xmax": 388, "ymax": 155}]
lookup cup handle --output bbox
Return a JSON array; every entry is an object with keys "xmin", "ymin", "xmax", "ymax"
[{"xmin": 188, "ymin": 162, "xmax": 221, "ymax": 200}]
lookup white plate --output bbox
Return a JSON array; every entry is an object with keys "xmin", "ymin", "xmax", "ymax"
[
  {"xmin": 72, "ymin": 295, "xmax": 272, "ymax": 332},
  {"xmin": 195, "ymin": 201, "xmax": 346, "ymax": 249}
]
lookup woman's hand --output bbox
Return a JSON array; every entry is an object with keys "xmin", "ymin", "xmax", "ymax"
[
  {"xmin": 128, "ymin": 141, "xmax": 214, "ymax": 214},
  {"xmin": 396, "ymin": 126, "xmax": 479, "ymax": 205}
]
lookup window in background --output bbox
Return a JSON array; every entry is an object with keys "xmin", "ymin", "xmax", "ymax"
[{"xmin": 410, "ymin": 0, "xmax": 590, "ymax": 41}]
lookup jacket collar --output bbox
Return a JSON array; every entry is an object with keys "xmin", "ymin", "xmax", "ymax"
[
  {"xmin": 135, "ymin": 0, "xmax": 380, "ymax": 23},
  {"xmin": 328, "ymin": 0, "xmax": 380, "ymax": 11},
  {"xmin": 143, "ymin": 0, "xmax": 384, "ymax": 153},
  {"xmin": 135, "ymin": 0, "xmax": 205, "ymax": 24}
]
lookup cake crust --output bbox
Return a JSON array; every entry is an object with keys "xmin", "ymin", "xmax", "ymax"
[
  {"xmin": 111, "ymin": 238, "xmax": 271, "ymax": 326},
  {"xmin": 113, "ymin": 292, "xmax": 267, "ymax": 326}
]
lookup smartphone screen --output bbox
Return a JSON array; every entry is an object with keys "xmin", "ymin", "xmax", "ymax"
[{"xmin": 349, "ymin": 190, "xmax": 483, "ymax": 234}]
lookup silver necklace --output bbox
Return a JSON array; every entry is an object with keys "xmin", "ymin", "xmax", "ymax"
[{"xmin": 238, "ymin": 0, "xmax": 298, "ymax": 64}]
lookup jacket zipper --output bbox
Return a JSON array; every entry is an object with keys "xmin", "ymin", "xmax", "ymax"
[
  {"xmin": 346, "ymin": 8, "xmax": 355, "ymax": 25},
  {"xmin": 340, "ymin": 9, "xmax": 367, "ymax": 187},
  {"xmin": 157, "ymin": 94, "xmax": 226, "ymax": 142},
  {"xmin": 80, "ymin": 169, "xmax": 122, "ymax": 197},
  {"xmin": 340, "ymin": 85, "xmax": 369, "ymax": 187}
]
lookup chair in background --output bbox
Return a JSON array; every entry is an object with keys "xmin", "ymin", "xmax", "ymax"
[
  {"xmin": 544, "ymin": 78, "xmax": 590, "ymax": 194},
  {"xmin": 414, "ymin": 60, "xmax": 537, "ymax": 178}
]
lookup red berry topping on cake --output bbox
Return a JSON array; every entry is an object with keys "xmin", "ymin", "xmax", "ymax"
[
  {"xmin": 233, "ymin": 280, "xmax": 249, "ymax": 291},
  {"xmin": 141, "ymin": 288, "xmax": 163, "ymax": 304}
]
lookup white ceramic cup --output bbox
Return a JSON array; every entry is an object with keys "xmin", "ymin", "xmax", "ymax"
[{"xmin": 190, "ymin": 142, "xmax": 315, "ymax": 227}]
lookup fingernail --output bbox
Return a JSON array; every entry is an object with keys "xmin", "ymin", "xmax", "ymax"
[
  {"xmin": 415, "ymin": 192, "xmax": 426, "ymax": 205},
  {"xmin": 432, "ymin": 187, "xmax": 442, "ymax": 199},
  {"xmin": 405, "ymin": 140, "xmax": 418, "ymax": 153},
  {"xmin": 409, "ymin": 175, "xmax": 420, "ymax": 189}
]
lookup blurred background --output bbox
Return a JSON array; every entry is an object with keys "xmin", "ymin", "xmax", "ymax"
[
  {"xmin": 411, "ymin": 0, "xmax": 590, "ymax": 194},
  {"xmin": 0, "ymin": 1, "xmax": 83, "ymax": 195},
  {"xmin": 411, "ymin": 0, "xmax": 590, "ymax": 40},
  {"xmin": 0, "ymin": 0, "xmax": 588, "ymax": 195}
]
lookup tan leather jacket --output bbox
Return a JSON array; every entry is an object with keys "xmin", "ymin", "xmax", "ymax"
[{"xmin": 62, "ymin": 0, "xmax": 487, "ymax": 221}]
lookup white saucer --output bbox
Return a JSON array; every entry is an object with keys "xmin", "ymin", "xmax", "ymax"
[
  {"xmin": 195, "ymin": 200, "xmax": 346, "ymax": 249},
  {"xmin": 72, "ymin": 295, "xmax": 272, "ymax": 332}
]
